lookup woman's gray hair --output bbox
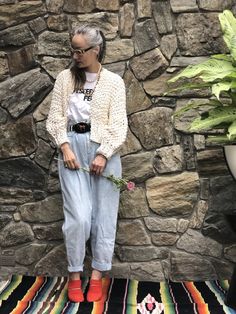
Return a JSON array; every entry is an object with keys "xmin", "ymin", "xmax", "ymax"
[
  {"xmin": 69, "ymin": 24, "xmax": 106, "ymax": 91},
  {"xmin": 70, "ymin": 24, "xmax": 106, "ymax": 62}
]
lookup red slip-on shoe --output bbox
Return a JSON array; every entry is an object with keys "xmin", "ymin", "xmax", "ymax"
[
  {"xmin": 68, "ymin": 279, "xmax": 84, "ymax": 303},
  {"xmin": 87, "ymin": 279, "xmax": 103, "ymax": 302}
]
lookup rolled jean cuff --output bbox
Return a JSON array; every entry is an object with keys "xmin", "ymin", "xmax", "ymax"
[
  {"xmin": 92, "ymin": 259, "xmax": 112, "ymax": 272},
  {"xmin": 68, "ymin": 265, "xmax": 84, "ymax": 272}
]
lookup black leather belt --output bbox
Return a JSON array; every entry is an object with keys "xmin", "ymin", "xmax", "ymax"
[{"xmin": 68, "ymin": 122, "xmax": 91, "ymax": 133}]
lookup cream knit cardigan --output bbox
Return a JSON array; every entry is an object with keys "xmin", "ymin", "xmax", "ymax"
[{"xmin": 46, "ymin": 68, "xmax": 128, "ymax": 159}]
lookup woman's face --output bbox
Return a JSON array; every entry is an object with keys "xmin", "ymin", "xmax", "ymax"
[{"xmin": 70, "ymin": 34, "xmax": 99, "ymax": 69}]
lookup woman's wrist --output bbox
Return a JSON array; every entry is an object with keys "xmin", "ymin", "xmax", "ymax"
[
  {"xmin": 60, "ymin": 142, "xmax": 70, "ymax": 152},
  {"xmin": 96, "ymin": 153, "xmax": 107, "ymax": 160}
]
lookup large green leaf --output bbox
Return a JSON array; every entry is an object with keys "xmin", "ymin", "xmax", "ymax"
[
  {"xmin": 174, "ymin": 99, "xmax": 223, "ymax": 118},
  {"xmin": 227, "ymin": 120, "xmax": 236, "ymax": 140},
  {"xmin": 219, "ymin": 10, "xmax": 236, "ymax": 61},
  {"xmin": 168, "ymin": 58, "xmax": 235, "ymax": 83},
  {"xmin": 190, "ymin": 106, "xmax": 236, "ymax": 131},
  {"xmin": 231, "ymin": 80, "xmax": 236, "ymax": 88},
  {"xmin": 207, "ymin": 135, "xmax": 235, "ymax": 143},
  {"xmin": 212, "ymin": 81, "xmax": 232, "ymax": 99},
  {"xmin": 166, "ymin": 82, "xmax": 211, "ymax": 95},
  {"xmin": 225, "ymin": 71, "xmax": 236, "ymax": 79},
  {"xmin": 211, "ymin": 54, "xmax": 232, "ymax": 62},
  {"xmin": 230, "ymin": 91, "xmax": 236, "ymax": 104}
]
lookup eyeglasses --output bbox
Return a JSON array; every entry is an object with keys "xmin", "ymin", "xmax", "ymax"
[{"xmin": 70, "ymin": 45, "xmax": 94, "ymax": 55}]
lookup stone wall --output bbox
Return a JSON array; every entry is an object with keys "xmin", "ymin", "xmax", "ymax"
[{"xmin": 1, "ymin": 0, "xmax": 236, "ymax": 281}]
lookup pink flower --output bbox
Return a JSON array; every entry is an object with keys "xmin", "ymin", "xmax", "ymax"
[{"xmin": 127, "ymin": 181, "xmax": 135, "ymax": 191}]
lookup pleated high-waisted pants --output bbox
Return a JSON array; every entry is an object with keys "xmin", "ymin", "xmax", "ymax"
[{"xmin": 58, "ymin": 131, "xmax": 122, "ymax": 272}]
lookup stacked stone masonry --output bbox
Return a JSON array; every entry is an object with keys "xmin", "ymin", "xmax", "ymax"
[{"xmin": 0, "ymin": 0, "xmax": 236, "ymax": 281}]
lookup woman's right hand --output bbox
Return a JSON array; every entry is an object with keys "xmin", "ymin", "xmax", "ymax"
[{"xmin": 60, "ymin": 143, "xmax": 80, "ymax": 170}]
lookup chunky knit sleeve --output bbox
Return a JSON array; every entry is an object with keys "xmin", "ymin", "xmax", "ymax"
[
  {"xmin": 46, "ymin": 71, "xmax": 69, "ymax": 147},
  {"xmin": 96, "ymin": 76, "xmax": 128, "ymax": 159}
]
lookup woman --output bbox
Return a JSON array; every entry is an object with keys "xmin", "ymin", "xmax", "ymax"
[{"xmin": 46, "ymin": 25, "xmax": 127, "ymax": 303}]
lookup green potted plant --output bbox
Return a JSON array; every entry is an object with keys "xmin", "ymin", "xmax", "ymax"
[
  {"xmin": 167, "ymin": 9, "xmax": 236, "ymax": 178},
  {"xmin": 167, "ymin": 10, "xmax": 236, "ymax": 309}
]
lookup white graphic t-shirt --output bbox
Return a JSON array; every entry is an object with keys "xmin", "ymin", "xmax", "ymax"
[{"xmin": 67, "ymin": 71, "xmax": 97, "ymax": 124}]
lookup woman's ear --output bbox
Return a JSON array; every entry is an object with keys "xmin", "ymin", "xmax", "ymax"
[{"xmin": 93, "ymin": 46, "xmax": 100, "ymax": 57}]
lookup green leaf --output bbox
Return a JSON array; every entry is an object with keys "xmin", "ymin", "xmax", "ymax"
[
  {"xmin": 174, "ymin": 99, "xmax": 223, "ymax": 118},
  {"xmin": 190, "ymin": 106, "xmax": 236, "ymax": 131},
  {"xmin": 230, "ymin": 91, "xmax": 236, "ymax": 104},
  {"xmin": 206, "ymin": 135, "xmax": 234, "ymax": 143},
  {"xmin": 168, "ymin": 58, "xmax": 235, "ymax": 83},
  {"xmin": 166, "ymin": 82, "xmax": 211, "ymax": 95},
  {"xmin": 231, "ymin": 80, "xmax": 236, "ymax": 88},
  {"xmin": 212, "ymin": 81, "xmax": 232, "ymax": 99},
  {"xmin": 228, "ymin": 120, "xmax": 236, "ymax": 140},
  {"xmin": 225, "ymin": 71, "xmax": 236, "ymax": 79},
  {"xmin": 219, "ymin": 10, "xmax": 236, "ymax": 61},
  {"xmin": 211, "ymin": 54, "xmax": 232, "ymax": 62}
]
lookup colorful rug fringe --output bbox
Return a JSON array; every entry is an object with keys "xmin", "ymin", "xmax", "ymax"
[{"xmin": 0, "ymin": 275, "xmax": 235, "ymax": 314}]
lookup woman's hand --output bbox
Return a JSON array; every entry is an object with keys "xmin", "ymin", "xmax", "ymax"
[
  {"xmin": 61, "ymin": 143, "xmax": 80, "ymax": 170},
  {"xmin": 90, "ymin": 154, "xmax": 107, "ymax": 175}
]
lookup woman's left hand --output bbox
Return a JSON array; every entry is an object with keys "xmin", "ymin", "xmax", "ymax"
[{"xmin": 90, "ymin": 154, "xmax": 107, "ymax": 175}]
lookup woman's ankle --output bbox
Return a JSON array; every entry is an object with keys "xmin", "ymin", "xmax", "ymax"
[
  {"xmin": 91, "ymin": 269, "xmax": 102, "ymax": 280},
  {"xmin": 69, "ymin": 272, "xmax": 81, "ymax": 280}
]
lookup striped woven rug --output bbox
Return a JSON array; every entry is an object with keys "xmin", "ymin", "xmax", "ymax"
[{"xmin": 0, "ymin": 275, "xmax": 235, "ymax": 314}]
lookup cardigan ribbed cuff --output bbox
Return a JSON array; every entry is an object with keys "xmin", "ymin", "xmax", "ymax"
[
  {"xmin": 96, "ymin": 145, "xmax": 115, "ymax": 160},
  {"xmin": 57, "ymin": 135, "xmax": 70, "ymax": 148}
]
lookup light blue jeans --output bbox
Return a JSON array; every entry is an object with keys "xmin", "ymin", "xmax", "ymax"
[{"xmin": 58, "ymin": 131, "xmax": 121, "ymax": 272}]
